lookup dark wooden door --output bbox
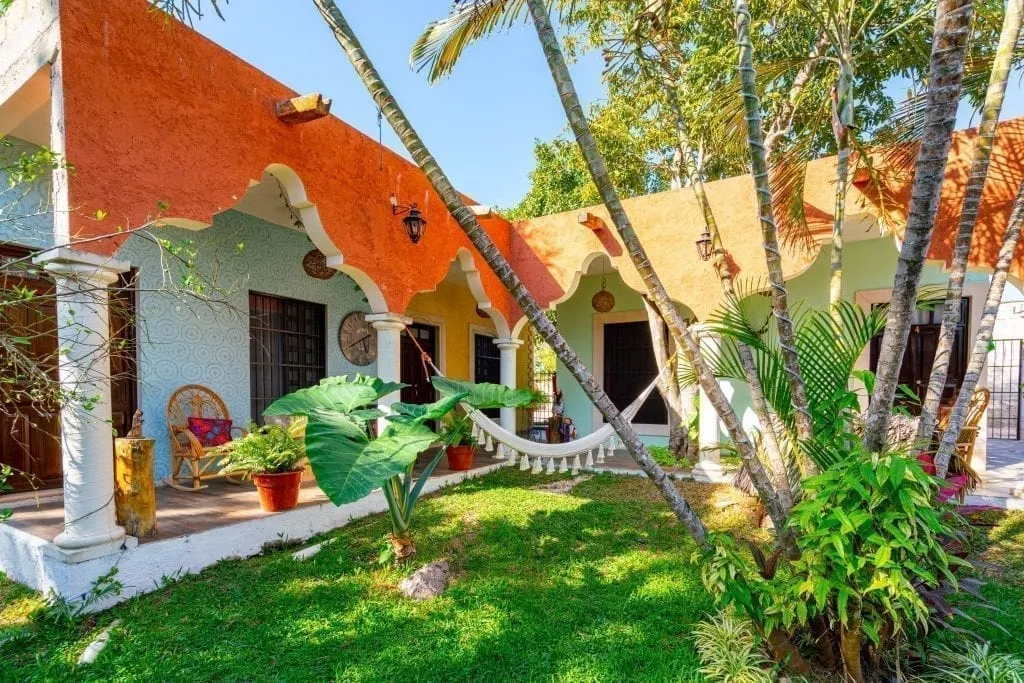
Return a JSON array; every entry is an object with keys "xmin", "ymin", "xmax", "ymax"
[
  {"xmin": 870, "ymin": 298, "xmax": 970, "ymax": 413},
  {"xmin": 0, "ymin": 249, "xmax": 137, "ymax": 491},
  {"xmin": 473, "ymin": 333, "xmax": 501, "ymax": 418},
  {"xmin": 0, "ymin": 268, "xmax": 62, "ymax": 491},
  {"xmin": 603, "ymin": 321, "xmax": 666, "ymax": 425},
  {"xmin": 401, "ymin": 323, "xmax": 438, "ymax": 406}
]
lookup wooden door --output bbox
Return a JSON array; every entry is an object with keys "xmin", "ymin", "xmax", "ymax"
[
  {"xmin": 870, "ymin": 298, "xmax": 969, "ymax": 414},
  {"xmin": 0, "ymin": 248, "xmax": 138, "ymax": 491},
  {"xmin": 473, "ymin": 333, "xmax": 501, "ymax": 418},
  {"xmin": 400, "ymin": 323, "xmax": 438, "ymax": 406},
  {"xmin": 603, "ymin": 321, "xmax": 667, "ymax": 425}
]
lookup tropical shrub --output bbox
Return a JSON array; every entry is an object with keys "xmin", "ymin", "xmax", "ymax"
[
  {"xmin": 0, "ymin": 464, "xmax": 12, "ymax": 522},
  {"xmin": 265, "ymin": 374, "xmax": 533, "ymax": 561},
  {"xmin": 698, "ymin": 446, "xmax": 968, "ymax": 679},
  {"xmin": 693, "ymin": 611, "xmax": 774, "ymax": 683},
  {"xmin": 217, "ymin": 421, "xmax": 306, "ymax": 476}
]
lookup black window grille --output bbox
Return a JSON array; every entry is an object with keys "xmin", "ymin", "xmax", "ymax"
[
  {"xmin": 603, "ymin": 320, "xmax": 666, "ymax": 425},
  {"xmin": 249, "ymin": 292, "xmax": 326, "ymax": 423}
]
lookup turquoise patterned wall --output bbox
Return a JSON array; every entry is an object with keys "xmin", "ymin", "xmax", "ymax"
[
  {"xmin": 117, "ymin": 210, "xmax": 375, "ymax": 480},
  {"xmin": 0, "ymin": 137, "xmax": 54, "ymax": 250}
]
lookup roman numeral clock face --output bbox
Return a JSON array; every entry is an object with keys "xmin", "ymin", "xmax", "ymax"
[{"xmin": 339, "ymin": 312, "xmax": 377, "ymax": 366}]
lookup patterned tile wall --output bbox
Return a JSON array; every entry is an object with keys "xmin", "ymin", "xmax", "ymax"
[{"xmin": 117, "ymin": 210, "xmax": 375, "ymax": 479}]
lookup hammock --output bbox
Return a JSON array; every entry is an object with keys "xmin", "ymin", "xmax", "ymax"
[{"xmin": 406, "ymin": 327, "xmax": 674, "ymax": 474}]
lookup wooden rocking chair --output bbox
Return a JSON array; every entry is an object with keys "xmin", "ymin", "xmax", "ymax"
[
  {"xmin": 935, "ymin": 387, "xmax": 990, "ymax": 498},
  {"xmin": 165, "ymin": 384, "xmax": 246, "ymax": 491}
]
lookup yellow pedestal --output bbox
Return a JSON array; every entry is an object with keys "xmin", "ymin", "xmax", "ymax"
[{"xmin": 114, "ymin": 438, "xmax": 157, "ymax": 537}]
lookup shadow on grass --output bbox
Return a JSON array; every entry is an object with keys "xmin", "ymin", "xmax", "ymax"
[{"xmin": 4, "ymin": 470, "xmax": 726, "ymax": 681}]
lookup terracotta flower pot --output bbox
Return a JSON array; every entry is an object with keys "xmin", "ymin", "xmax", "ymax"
[
  {"xmin": 252, "ymin": 470, "xmax": 303, "ymax": 512},
  {"xmin": 446, "ymin": 445, "xmax": 475, "ymax": 471}
]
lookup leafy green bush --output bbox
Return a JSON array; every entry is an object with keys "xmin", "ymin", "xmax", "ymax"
[
  {"xmin": 217, "ymin": 422, "xmax": 306, "ymax": 476},
  {"xmin": 647, "ymin": 445, "xmax": 677, "ymax": 467},
  {"xmin": 698, "ymin": 446, "xmax": 967, "ymax": 678},
  {"xmin": 693, "ymin": 611, "xmax": 774, "ymax": 683}
]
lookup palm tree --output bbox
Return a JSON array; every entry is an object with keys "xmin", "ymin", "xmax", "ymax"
[
  {"xmin": 734, "ymin": 0, "xmax": 816, "ymax": 448},
  {"xmin": 917, "ymin": 0, "xmax": 1023, "ymax": 445},
  {"xmin": 521, "ymin": 0, "xmax": 791, "ymax": 524},
  {"xmin": 935, "ymin": 180, "xmax": 1024, "ymax": 477},
  {"xmin": 307, "ymin": 0, "xmax": 712, "ymax": 544},
  {"xmin": 862, "ymin": 0, "xmax": 974, "ymax": 453}
]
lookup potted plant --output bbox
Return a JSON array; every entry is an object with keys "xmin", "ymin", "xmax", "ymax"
[
  {"xmin": 440, "ymin": 411, "xmax": 476, "ymax": 471},
  {"xmin": 217, "ymin": 421, "xmax": 306, "ymax": 512}
]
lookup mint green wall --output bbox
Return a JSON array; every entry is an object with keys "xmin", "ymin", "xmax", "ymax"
[
  {"xmin": 556, "ymin": 238, "xmax": 991, "ymax": 446},
  {"xmin": 715, "ymin": 238, "xmax": 989, "ymax": 442},
  {"xmin": 0, "ymin": 137, "xmax": 54, "ymax": 250},
  {"xmin": 554, "ymin": 269, "xmax": 694, "ymax": 447}
]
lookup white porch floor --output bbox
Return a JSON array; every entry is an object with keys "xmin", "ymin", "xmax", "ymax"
[{"xmin": 966, "ymin": 438, "xmax": 1024, "ymax": 509}]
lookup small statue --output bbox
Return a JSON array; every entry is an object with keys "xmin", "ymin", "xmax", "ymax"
[{"xmin": 127, "ymin": 410, "xmax": 144, "ymax": 438}]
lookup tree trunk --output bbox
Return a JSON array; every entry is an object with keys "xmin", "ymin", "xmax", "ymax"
[
  {"xmin": 642, "ymin": 296, "xmax": 693, "ymax": 460},
  {"xmin": 839, "ymin": 617, "xmax": 865, "ymax": 683},
  {"xmin": 935, "ymin": 180, "xmax": 1024, "ymax": 476},
  {"xmin": 734, "ymin": 0, "xmax": 816, "ymax": 451},
  {"xmin": 830, "ymin": 55, "xmax": 854, "ymax": 310},
  {"xmin": 665, "ymin": 86, "xmax": 794, "ymax": 510},
  {"xmin": 918, "ymin": 0, "xmax": 1023, "ymax": 445},
  {"xmin": 523, "ymin": 0, "xmax": 789, "ymax": 531},
  {"xmin": 765, "ymin": 629, "xmax": 812, "ymax": 675},
  {"xmin": 862, "ymin": 0, "xmax": 974, "ymax": 453},
  {"xmin": 310, "ymin": 0, "xmax": 710, "ymax": 545}
]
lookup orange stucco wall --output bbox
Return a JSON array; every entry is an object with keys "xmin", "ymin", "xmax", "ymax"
[{"xmin": 56, "ymin": 0, "xmax": 515, "ymax": 325}]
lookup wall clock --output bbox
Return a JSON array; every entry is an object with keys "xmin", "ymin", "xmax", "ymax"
[{"xmin": 339, "ymin": 312, "xmax": 377, "ymax": 366}]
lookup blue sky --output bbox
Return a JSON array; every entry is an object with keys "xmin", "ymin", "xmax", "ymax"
[
  {"xmin": 194, "ymin": 1, "xmax": 605, "ymax": 209},
  {"xmin": 194, "ymin": 3, "xmax": 1024, "ymax": 209}
]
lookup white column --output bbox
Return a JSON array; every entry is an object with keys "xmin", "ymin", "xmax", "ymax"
[
  {"xmin": 35, "ymin": 248, "xmax": 130, "ymax": 559},
  {"xmin": 693, "ymin": 331, "xmax": 726, "ymax": 483},
  {"xmin": 367, "ymin": 312, "xmax": 412, "ymax": 427},
  {"xmin": 494, "ymin": 337, "xmax": 524, "ymax": 433}
]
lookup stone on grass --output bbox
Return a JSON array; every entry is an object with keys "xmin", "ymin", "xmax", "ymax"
[
  {"xmin": 531, "ymin": 474, "xmax": 592, "ymax": 495},
  {"xmin": 78, "ymin": 619, "xmax": 120, "ymax": 665},
  {"xmin": 398, "ymin": 561, "xmax": 450, "ymax": 600}
]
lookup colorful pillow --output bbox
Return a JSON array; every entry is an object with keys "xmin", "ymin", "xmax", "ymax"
[{"xmin": 187, "ymin": 417, "xmax": 233, "ymax": 448}]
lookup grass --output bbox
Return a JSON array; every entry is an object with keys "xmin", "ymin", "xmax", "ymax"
[
  {"xmin": 1, "ymin": 471, "xmax": 1022, "ymax": 681},
  {"xmin": 0, "ymin": 470, "xmax": 761, "ymax": 682}
]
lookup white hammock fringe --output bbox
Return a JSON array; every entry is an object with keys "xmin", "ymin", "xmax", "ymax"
[
  {"xmin": 531, "ymin": 457, "xmax": 543, "ymax": 474},
  {"xmin": 571, "ymin": 454, "xmax": 581, "ymax": 475},
  {"xmin": 545, "ymin": 457, "xmax": 555, "ymax": 475},
  {"xmin": 520, "ymin": 455, "xmax": 531, "ymax": 471}
]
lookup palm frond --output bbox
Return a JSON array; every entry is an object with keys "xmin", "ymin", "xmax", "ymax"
[{"xmin": 411, "ymin": 1, "xmax": 571, "ymax": 83}]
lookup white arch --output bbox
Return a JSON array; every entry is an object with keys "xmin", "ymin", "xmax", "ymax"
[
  {"xmin": 408, "ymin": 247, "xmax": 511, "ymax": 338},
  {"xmin": 263, "ymin": 163, "xmax": 389, "ymax": 314},
  {"xmin": 511, "ymin": 251, "xmax": 619, "ymax": 337}
]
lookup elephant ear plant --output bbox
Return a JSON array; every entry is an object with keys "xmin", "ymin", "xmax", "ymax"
[{"xmin": 264, "ymin": 374, "xmax": 533, "ymax": 562}]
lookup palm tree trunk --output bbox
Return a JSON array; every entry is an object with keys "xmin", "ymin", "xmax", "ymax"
[
  {"xmin": 862, "ymin": 0, "xmax": 974, "ymax": 453},
  {"xmin": 642, "ymin": 296, "xmax": 693, "ymax": 460},
  {"xmin": 522, "ymin": 0, "xmax": 789, "ymax": 530},
  {"xmin": 917, "ymin": 0, "xmax": 1023, "ymax": 446},
  {"xmin": 935, "ymin": 180, "xmax": 1024, "ymax": 477},
  {"xmin": 830, "ymin": 56, "xmax": 854, "ymax": 309},
  {"xmin": 666, "ymin": 87, "xmax": 794, "ymax": 510},
  {"xmin": 308, "ymin": 0, "xmax": 711, "ymax": 544},
  {"xmin": 734, "ymin": 0, "xmax": 816, "ymax": 450}
]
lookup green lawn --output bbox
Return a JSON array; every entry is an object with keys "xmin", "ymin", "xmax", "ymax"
[{"xmin": 1, "ymin": 470, "xmax": 1023, "ymax": 681}]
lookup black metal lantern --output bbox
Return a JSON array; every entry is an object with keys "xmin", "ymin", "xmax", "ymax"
[
  {"xmin": 695, "ymin": 229, "xmax": 713, "ymax": 261},
  {"xmin": 390, "ymin": 194, "xmax": 428, "ymax": 244}
]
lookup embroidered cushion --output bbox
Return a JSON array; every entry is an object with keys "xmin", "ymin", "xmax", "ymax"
[{"xmin": 187, "ymin": 417, "xmax": 233, "ymax": 448}]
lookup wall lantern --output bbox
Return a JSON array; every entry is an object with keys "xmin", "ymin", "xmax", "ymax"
[
  {"xmin": 695, "ymin": 229, "xmax": 714, "ymax": 261},
  {"xmin": 390, "ymin": 194, "xmax": 427, "ymax": 244}
]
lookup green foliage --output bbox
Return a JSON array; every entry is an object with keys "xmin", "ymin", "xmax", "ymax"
[
  {"xmin": 918, "ymin": 641, "xmax": 1024, "ymax": 683},
  {"xmin": 693, "ymin": 611, "xmax": 774, "ymax": 683},
  {"xmin": 431, "ymin": 376, "xmax": 535, "ymax": 411},
  {"xmin": 0, "ymin": 464, "xmax": 11, "ymax": 523},
  {"xmin": 685, "ymin": 298, "xmax": 888, "ymax": 471},
  {"xmin": 698, "ymin": 446, "xmax": 967, "ymax": 668},
  {"xmin": 647, "ymin": 445, "xmax": 679, "ymax": 467},
  {"xmin": 217, "ymin": 422, "xmax": 305, "ymax": 476},
  {"xmin": 266, "ymin": 374, "xmax": 535, "ymax": 548},
  {"xmin": 440, "ymin": 411, "xmax": 475, "ymax": 447}
]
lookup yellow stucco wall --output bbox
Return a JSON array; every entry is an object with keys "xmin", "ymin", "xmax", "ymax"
[{"xmin": 406, "ymin": 281, "xmax": 497, "ymax": 381}]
